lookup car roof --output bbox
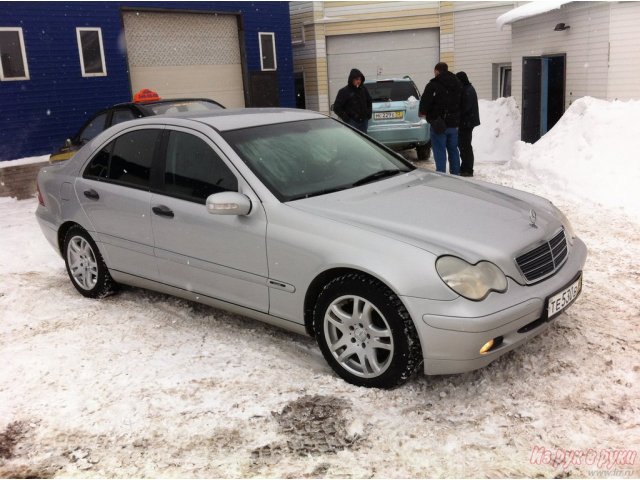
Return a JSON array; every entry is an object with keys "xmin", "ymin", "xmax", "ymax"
[
  {"xmin": 110, "ymin": 98, "xmax": 223, "ymax": 109},
  {"xmin": 365, "ymin": 77, "xmax": 413, "ymax": 83},
  {"xmin": 158, "ymin": 108, "xmax": 327, "ymax": 132}
]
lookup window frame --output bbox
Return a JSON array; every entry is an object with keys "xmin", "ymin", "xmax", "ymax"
[
  {"xmin": 154, "ymin": 128, "xmax": 240, "ymax": 205},
  {"xmin": 76, "ymin": 27, "xmax": 107, "ymax": 77},
  {"xmin": 258, "ymin": 32, "xmax": 277, "ymax": 71},
  {"xmin": 82, "ymin": 127, "xmax": 163, "ymax": 192},
  {"xmin": 0, "ymin": 27, "xmax": 30, "ymax": 81}
]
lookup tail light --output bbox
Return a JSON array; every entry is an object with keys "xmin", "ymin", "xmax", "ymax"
[{"xmin": 36, "ymin": 182, "xmax": 45, "ymax": 206}]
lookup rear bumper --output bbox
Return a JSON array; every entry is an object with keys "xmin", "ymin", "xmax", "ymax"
[
  {"xmin": 367, "ymin": 121, "xmax": 429, "ymax": 147},
  {"xmin": 401, "ymin": 237, "xmax": 587, "ymax": 375}
]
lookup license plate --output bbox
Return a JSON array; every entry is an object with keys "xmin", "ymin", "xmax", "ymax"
[
  {"xmin": 547, "ymin": 274, "xmax": 582, "ymax": 319},
  {"xmin": 374, "ymin": 111, "xmax": 403, "ymax": 120}
]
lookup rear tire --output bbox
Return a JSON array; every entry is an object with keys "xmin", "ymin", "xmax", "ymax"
[
  {"xmin": 416, "ymin": 141, "xmax": 431, "ymax": 161},
  {"xmin": 63, "ymin": 226, "xmax": 115, "ymax": 298},
  {"xmin": 313, "ymin": 273, "xmax": 422, "ymax": 388}
]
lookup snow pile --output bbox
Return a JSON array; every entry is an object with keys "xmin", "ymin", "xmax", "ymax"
[
  {"xmin": 0, "ymin": 154, "xmax": 50, "ymax": 168},
  {"xmin": 496, "ymin": 0, "xmax": 571, "ymax": 30},
  {"xmin": 508, "ymin": 96, "xmax": 640, "ymax": 219},
  {"xmin": 473, "ymin": 97, "xmax": 521, "ymax": 164}
]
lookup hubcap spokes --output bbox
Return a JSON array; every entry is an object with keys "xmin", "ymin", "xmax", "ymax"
[
  {"xmin": 324, "ymin": 295, "xmax": 394, "ymax": 378},
  {"xmin": 68, "ymin": 236, "xmax": 98, "ymax": 290}
]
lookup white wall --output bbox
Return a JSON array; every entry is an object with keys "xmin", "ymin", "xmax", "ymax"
[
  {"xmin": 509, "ymin": 2, "xmax": 610, "ymax": 109},
  {"xmin": 607, "ymin": 2, "xmax": 640, "ymax": 100},
  {"xmin": 454, "ymin": 3, "xmax": 513, "ymax": 100}
]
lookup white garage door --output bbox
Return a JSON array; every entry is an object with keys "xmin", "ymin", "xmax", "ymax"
[
  {"xmin": 123, "ymin": 11, "xmax": 245, "ymax": 108},
  {"xmin": 327, "ymin": 29, "xmax": 439, "ymax": 107}
]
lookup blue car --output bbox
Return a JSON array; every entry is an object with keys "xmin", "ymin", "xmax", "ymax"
[{"xmin": 365, "ymin": 77, "xmax": 431, "ymax": 160}]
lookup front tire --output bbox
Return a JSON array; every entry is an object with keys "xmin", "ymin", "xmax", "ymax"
[
  {"xmin": 313, "ymin": 273, "xmax": 422, "ymax": 388},
  {"xmin": 63, "ymin": 226, "xmax": 114, "ymax": 298}
]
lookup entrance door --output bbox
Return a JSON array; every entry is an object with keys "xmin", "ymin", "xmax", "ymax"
[
  {"xmin": 522, "ymin": 54, "xmax": 566, "ymax": 143},
  {"xmin": 522, "ymin": 57, "xmax": 541, "ymax": 143}
]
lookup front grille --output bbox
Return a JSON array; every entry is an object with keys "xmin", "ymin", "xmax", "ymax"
[{"xmin": 516, "ymin": 229, "xmax": 568, "ymax": 283}]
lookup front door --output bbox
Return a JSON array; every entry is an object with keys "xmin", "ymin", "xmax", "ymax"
[{"xmin": 151, "ymin": 128, "xmax": 269, "ymax": 312}]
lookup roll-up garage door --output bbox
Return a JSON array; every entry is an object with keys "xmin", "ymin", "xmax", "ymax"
[
  {"xmin": 122, "ymin": 11, "xmax": 245, "ymax": 107},
  {"xmin": 327, "ymin": 29, "xmax": 439, "ymax": 107}
]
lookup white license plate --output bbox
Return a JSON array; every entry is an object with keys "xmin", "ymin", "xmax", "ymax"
[
  {"xmin": 547, "ymin": 275, "xmax": 582, "ymax": 319},
  {"xmin": 374, "ymin": 111, "xmax": 404, "ymax": 120}
]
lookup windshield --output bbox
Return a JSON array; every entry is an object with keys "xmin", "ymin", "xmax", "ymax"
[
  {"xmin": 222, "ymin": 118, "xmax": 414, "ymax": 202},
  {"xmin": 148, "ymin": 100, "xmax": 224, "ymax": 115},
  {"xmin": 365, "ymin": 81, "xmax": 420, "ymax": 102}
]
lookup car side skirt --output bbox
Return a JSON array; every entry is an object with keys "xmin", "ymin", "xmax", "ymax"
[{"xmin": 110, "ymin": 270, "xmax": 309, "ymax": 336}]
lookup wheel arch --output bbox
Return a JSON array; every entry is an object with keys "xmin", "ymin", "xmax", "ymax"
[{"xmin": 303, "ymin": 267, "xmax": 405, "ymax": 337}]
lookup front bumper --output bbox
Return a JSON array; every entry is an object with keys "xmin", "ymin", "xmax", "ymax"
[{"xmin": 401, "ymin": 237, "xmax": 588, "ymax": 375}]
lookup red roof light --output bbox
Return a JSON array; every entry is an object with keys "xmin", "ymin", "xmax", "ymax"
[{"xmin": 134, "ymin": 89, "xmax": 161, "ymax": 103}]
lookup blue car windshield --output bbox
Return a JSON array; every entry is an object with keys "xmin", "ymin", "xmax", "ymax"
[{"xmin": 222, "ymin": 118, "xmax": 414, "ymax": 202}]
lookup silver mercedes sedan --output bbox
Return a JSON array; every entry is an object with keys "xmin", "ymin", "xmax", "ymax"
[{"xmin": 35, "ymin": 108, "xmax": 587, "ymax": 388}]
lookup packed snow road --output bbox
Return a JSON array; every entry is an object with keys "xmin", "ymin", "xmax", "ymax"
[{"xmin": 1, "ymin": 156, "xmax": 638, "ymax": 478}]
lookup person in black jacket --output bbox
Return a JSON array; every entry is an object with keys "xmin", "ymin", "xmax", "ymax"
[
  {"xmin": 419, "ymin": 62, "xmax": 463, "ymax": 175},
  {"xmin": 333, "ymin": 68, "xmax": 372, "ymax": 133},
  {"xmin": 456, "ymin": 71, "xmax": 481, "ymax": 177}
]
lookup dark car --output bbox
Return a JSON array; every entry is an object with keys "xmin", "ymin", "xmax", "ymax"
[{"xmin": 50, "ymin": 89, "xmax": 225, "ymax": 162}]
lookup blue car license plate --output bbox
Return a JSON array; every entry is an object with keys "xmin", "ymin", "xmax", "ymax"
[{"xmin": 374, "ymin": 111, "xmax": 404, "ymax": 120}]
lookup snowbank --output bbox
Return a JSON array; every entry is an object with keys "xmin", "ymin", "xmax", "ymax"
[
  {"xmin": 508, "ymin": 97, "xmax": 640, "ymax": 219},
  {"xmin": 473, "ymin": 97, "xmax": 521, "ymax": 164}
]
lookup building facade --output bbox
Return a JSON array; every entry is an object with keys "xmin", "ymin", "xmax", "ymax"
[{"xmin": 0, "ymin": 1, "xmax": 295, "ymax": 161}]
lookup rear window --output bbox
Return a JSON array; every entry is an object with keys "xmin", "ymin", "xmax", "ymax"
[
  {"xmin": 147, "ymin": 100, "xmax": 224, "ymax": 115},
  {"xmin": 365, "ymin": 81, "xmax": 420, "ymax": 102}
]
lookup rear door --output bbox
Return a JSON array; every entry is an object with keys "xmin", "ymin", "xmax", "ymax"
[
  {"xmin": 76, "ymin": 126, "xmax": 163, "ymax": 280},
  {"xmin": 150, "ymin": 127, "xmax": 269, "ymax": 312}
]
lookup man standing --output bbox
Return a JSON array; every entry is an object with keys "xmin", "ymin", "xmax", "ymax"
[
  {"xmin": 419, "ymin": 62, "xmax": 462, "ymax": 174},
  {"xmin": 456, "ymin": 71, "xmax": 481, "ymax": 177},
  {"xmin": 333, "ymin": 68, "xmax": 372, "ymax": 133}
]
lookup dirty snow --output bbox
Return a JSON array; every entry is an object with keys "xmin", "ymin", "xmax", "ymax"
[{"xmin": 1, "ymin": 97, "xmax": 639, "ymax": 478}]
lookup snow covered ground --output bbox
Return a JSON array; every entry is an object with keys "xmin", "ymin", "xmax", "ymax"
[{"xmin": 1, "ymin": 97, "xmax": 639, "ymax": 478}]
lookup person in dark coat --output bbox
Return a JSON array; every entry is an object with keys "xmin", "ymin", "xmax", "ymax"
[
  {"xmin": 456, "ymin": 71, "xmax": 481, "ymax": 177},
  {"xmin": 419, "ymin": 62, "xmax": 463, "ymax": 175},
  {"xmin": 333, "ymin": 68, "xmax": 372, "ymax": 133}
]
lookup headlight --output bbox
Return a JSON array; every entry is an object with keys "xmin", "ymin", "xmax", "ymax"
[
  {"xmin": 436, "ymin": 256, "xmax": 508, "ymax": 301},
  {"xmin": 551, "ymin": 203, "xmax": 576, "ymax": 245}
]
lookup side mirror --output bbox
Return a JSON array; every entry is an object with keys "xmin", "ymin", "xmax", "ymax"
[
  {"xmin": 64, "ymin": 138, "xmax": 72, "ymax": 148},
  {"xmin": 206, "ymin": 191, "xmax": 252, "ymax": 216}
]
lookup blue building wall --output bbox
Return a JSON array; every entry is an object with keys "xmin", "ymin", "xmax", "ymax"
[{"xmin": 0, "ymin": 1, "xmax": 294, "ymax": 161}]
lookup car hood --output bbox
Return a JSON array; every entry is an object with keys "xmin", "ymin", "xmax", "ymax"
[{"xmin": 289, "ymin": 169, "xmax": 562, "ymax": 280}]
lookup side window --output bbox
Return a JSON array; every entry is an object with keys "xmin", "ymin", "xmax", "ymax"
[
  {"xmin": 163, "ymin": 131, "xmax": 237, "ymax": 203},
  {"xmin": 108, "ymin": 129, "xmax": 159, "ymax": 188},
  {"xmin": 76, "ymin": 28, "xmax": 106, "ymax": 77},
  {"xmin": 84, "ymin": 141, "xmax": 112, "ymax": 179},
  {"xmin": 84, "ymin": 129, "xmax": 160, "ymax": 188},
  {"xmin": 258, "ymin": 32, "xmax": 277, "ymax": 71},
  {"xmin": 79, "ymin": 112, "xmax": 108, "ymax": 143},
  {"xmin": 111, "ymin": 109, "xmax": 136, "ymax": 126},
  {"xmin": 0, "ymin": 27, "xmax": 29, "ymax": 81}
]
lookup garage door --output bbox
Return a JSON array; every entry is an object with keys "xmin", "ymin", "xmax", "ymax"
[
  {"xmin": 327, "ymin": 29, "xmax": 439, "ymax": 108},
  {"xmin": 123, "ymin": 11, "xmax": 245, "ymax": 108}
]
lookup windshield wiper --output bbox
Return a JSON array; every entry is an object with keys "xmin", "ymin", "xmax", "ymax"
[{"xmin": 352, "ymin": 169, "xmax": 403, "ymax": 187}]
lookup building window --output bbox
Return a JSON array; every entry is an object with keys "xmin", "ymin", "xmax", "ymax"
[
  {"xmin": 492, "ymin": 63, "xmax": 512, "ymax": 99},
  {"xmin": 500, "ymin": 66, "xmax": 512, "ymax": 97},
  {"xmin": 0, "ymin": 28, "xmax": 29, "ymax": 81},
  {"xmin": 259, "ymin": 32, "xmax": 277, "ymax": 71},
  {"xmin": 76, "ymin": 27, "xmax": 107, "ymax": 77}
]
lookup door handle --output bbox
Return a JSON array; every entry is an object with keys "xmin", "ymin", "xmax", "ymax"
[
  {"xmin": 83, "ymin": 189, "xmax": 99, "ymax": 200},
  {"xmin": 152, "ymin": 205, "xmax": 174, "ymax": 218}
]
